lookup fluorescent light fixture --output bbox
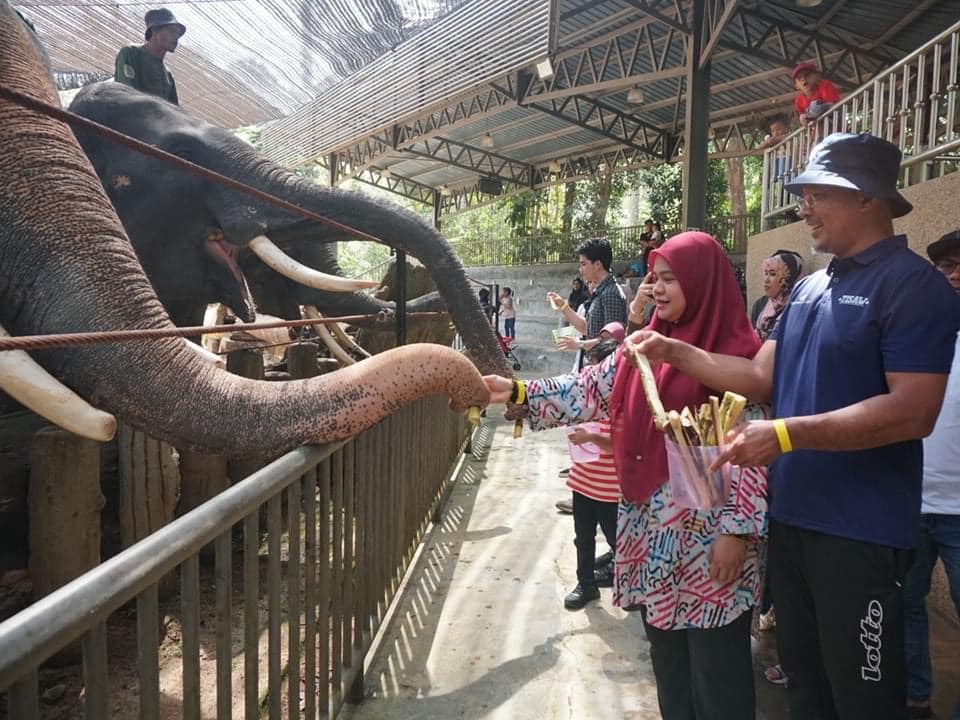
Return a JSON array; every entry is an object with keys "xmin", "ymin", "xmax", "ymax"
[
  {"xmin": 795, "ymin": 0, "xmax": 824, "ymax": 5},
  {"xmin": 626, "ymin": 86, "xmax": 644, "ymax": 105},
  {"xmin": 479, "ymin": 132, "xmax": 495, "ymax": 149},
  {"xmin": 535, "ymin": 57, "xmax": 554, "ymax": 80}
]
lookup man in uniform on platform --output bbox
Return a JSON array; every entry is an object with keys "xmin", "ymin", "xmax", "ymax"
[{"xmin": 114, "ymin": 8, "xmax": 185, "ymax": 105}]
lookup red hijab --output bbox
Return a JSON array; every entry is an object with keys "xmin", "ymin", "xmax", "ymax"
[{"xmin": 609, "ymin": 232, "xmax": 761, "ymax": 504}]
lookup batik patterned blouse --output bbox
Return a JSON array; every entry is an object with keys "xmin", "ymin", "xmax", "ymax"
[{"xmin": 527, "ymin": 355, "xmax": 768, "ymax": 630}]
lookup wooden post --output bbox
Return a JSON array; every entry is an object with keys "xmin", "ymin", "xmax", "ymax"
[
  {"xmin": 178, "ymin": 450, "xmax": 229, "ymax": 561},
  {"xmin": 287, "ymin": 341, "xmax": 320, "ymax": 379},
  {"xmin": 117, "ymin": 424, "xmax": 180, "ymax": 596},
  {"xmin": 225, "ymin": 347, "xmax": 266, "ymax": 483},
  {"xmin": 29, "ymin": 428, "xmax": 104, "ymax": 662}
]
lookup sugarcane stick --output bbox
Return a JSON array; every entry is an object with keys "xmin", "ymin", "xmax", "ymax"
[
  {"xmin": 628, "ymin": 346, "xmax": 669, "ymax": 429},
  {"xmin": 669, "ymin": 411, "xmax": 711, "ymax": 506},
  {"xmin": 720, "ymin": 391, "xmax": 747, "ymax": 433},
  {"xmin": 709, "ymin": 396, "xmax": 724, "ymax": 446}
]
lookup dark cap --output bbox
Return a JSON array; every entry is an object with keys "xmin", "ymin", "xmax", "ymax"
[
  {"xmin": 927, "ymin": 230, "xmax": 960, "ymax": 263},
  {"xmin": 791, "ymin": 62, "xmax": 819, "ymax": 80},
  {"xmin": 784, "ymin": 132, "xmax": 913, "ymax": 218},
  {"xmin": 145, "ymin": 8, "xmax": 186, "ymax": 40}
]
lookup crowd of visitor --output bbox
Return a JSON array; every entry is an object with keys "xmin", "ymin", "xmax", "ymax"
[{"xmin": 483, "ymin": 132, "xmax": 960, "ymax": 720}]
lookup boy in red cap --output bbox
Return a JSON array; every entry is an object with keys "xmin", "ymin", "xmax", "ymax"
[{"xmin": 792, "ymin": 62, "xmax": 840, "ymax": 127}]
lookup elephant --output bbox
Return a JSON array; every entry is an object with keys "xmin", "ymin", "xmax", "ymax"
[
  {"xmin": 66, "ymin": 82, "xmax": 463, "ymax": 338},
  {"xmin": 0, "ymin": 3, "xmax": 499, "ymax": 456}
]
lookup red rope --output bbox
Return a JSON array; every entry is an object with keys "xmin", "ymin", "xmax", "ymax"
[
  {"xmin": 0, "ymin": 85, "xmax": 385, "ymax": 244},
  {"xmin": 0, "ymin": 312, "xmax": 447, "ymax": 353}
]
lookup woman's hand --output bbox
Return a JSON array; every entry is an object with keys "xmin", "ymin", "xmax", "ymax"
[
  {"xmin": 482, "ymin": 375, "xmax": 514, "ymax": 404},
  {"xmin": 629, "ymin": 271, "xmax": 656, "ymax": 322},
  {"xmin": 709, "ymin": 534, "xmax": 747, "ymax": 585},
  {"xmin": 568, "ymin": 426, "xmax": 595, "ymax": 445},
  {"xmin": 555, "ymin": 335, "xmax": 580, "ymax": 351}
]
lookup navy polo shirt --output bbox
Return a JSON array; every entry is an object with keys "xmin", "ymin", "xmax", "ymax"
[{"xmin": 769, "ymin": 235, "xmax": 960, "ymax": 548}]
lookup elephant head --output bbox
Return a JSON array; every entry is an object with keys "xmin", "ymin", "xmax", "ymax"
[
  {"xmin": 0, "ymin": 4, "xmax": 492, "ymax": 453},
  {"xmin": 66, "ymin": 83, "xmax": 503, "ymax": 375}
]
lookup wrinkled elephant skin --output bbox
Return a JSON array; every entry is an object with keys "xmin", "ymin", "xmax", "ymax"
[
  {"xmin": 67, "ymin": 83, "xmax": 506, "ymax": 376},
  {"xmin": 0, "ymin": 6, "xmax": 493, "ymax": 454}
]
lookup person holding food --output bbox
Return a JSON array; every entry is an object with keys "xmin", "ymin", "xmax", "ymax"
[
  {"xmin": 484, "ymin": 231, "xmax": 765, "ymax": 719},
  {"xmin": 628, "ymin": 134, "xmax": 960, "ymax": 720}
]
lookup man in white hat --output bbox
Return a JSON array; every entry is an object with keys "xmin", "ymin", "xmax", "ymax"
[{"xmin": 114, "ymin": 8, "xmax": 185, "ymax": 104}]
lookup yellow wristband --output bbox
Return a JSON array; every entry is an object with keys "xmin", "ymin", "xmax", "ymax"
[
  {"xmin": 773, "ymin": 419, "xmax": 792, "ymax": 454},
  {"xmin": 514, "ymin": 380, "xmax": 527, "ymax": 406}
]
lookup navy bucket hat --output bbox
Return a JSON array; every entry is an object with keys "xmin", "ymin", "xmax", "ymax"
[
  {"xmin": 145, "ymin": 8, "xmax": 186, "ymax": 40},
  {"xmin": 785, "ymin": 132, "xmax": 913, "ymax": 218}
]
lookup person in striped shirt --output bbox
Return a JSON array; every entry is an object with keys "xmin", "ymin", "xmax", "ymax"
[{"xmin": 564, "ymin": 338, "xmax": 622, "ymax": 610}]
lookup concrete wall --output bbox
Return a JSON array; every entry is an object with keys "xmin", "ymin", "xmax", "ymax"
[
  {"xmin": 746, "ymin": 170, "xmax": 960, "ymax": 309},
  {"xmin": 747, "ymin": 170, "xmax": 960, "ymax": 629},
  {"xmin": 464, "ymin": 263, "xmax": 585, "ymax": 378}
]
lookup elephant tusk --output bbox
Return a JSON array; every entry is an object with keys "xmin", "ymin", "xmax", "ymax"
[
  {"xmin": 249, "ymin": 235, "xmax": 380, "ymax": 292},
  {"xmin": 301, "ymin": 306, "xmax": 356, "ymax": 366},
  {"xmin": 0, "ymin": 323, "xmax": 117, "ymax": 442},
  {"xmin": 183, "ymin": 338, "xmax": 225, "ymax": 368},
  {"xmin": 303, "ymin": 305, "xmax": 371, "ymax": 359}
]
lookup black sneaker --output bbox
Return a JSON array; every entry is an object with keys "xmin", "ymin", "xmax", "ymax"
[
  {"xmin": 594, "ymin": 563, "xmax": 614, "ymax": 588},
  {"xmin": 554, "ymin": 498, "xmax": 573, "ymax": 514},
  {"xmin": 564, "ymin": 583, "xmax": 600, "ymax": 610},
  {"xmin": 595, "ymin": 551, "xmax": 613, "ymax": 568}
]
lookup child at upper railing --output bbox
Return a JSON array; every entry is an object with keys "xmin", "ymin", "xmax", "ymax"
[{"xmin": 792, "ymin": 62, "xmax": 840, "ymax": 127}]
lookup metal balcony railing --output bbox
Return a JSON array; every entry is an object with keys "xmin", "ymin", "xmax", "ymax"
[
  {"xmin": 762, "ymin": 20, "xmax": 960, "ymax": 223},
  {"xmin": 0, "ymin": 397, "xmax": 470, "ymax": 719}
]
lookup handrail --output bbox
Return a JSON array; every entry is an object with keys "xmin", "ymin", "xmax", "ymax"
[
  {"xmin": 0, "ymin": 395, "xmax": 472, "ymax": 718},
  {"xmin": 761, "ymin": 19, "xmax": 960, "ymax": 223},
  {"xmin": 0, "ymin": 444, "xmax": 336, "ymax": 690}
]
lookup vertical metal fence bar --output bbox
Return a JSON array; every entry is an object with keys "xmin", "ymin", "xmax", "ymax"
[
  {"xmin": 182, "ymin": 555, "xmax": 201, "ymax": 720},
  {"xmin": 928, "ymin": 42, "xmax": 943, "ymax": 149},
  {"xmin": 354, "ymin": 432, "xmax": 368, "ymax": 651},
  {"xmin": 267, "ymin": 494, "xmax": 282, "ymax": 719},
  {"xmin": 303, "ymin": 469, "xmax": 318, "ymax": 720},
  {"xmin": 215, "ymin": 530, "xmax": 232, "ymax": 720},
  {"xmin": 82, "ymin": 621, "xmax": 109, "ymax": 719},
  {"xmin": 342, "ymin": 441, "xmax": 356, "ymax": 674},
  {"xmin": 8, "ymin": 669, "xmax": 39, "ymax": 720},
  {"xmin": 330, "ymin": 448, "xmax": 344, "ymax": 707},
  {"xmin": 948, "ymin": 32, "xmax": 959, "ymax": 143},
  {"xmin": 287, "ymin": 480, "xmax": 301, "ymax": 720},
  {"xmin": 244, "ymin": 512, "xmax": 259, "ymax": 720},
  {"xmin": 318, "ymin": 459, "xmax": 331, "ymax": 718},
  {"xmin": 137, "ymin": 585, "xmax": 160, "ymax": 720}
]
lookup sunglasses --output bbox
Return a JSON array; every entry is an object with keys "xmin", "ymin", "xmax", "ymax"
[{"xmin": 936, "ymin": 259, "xmax": 959, "ymax": 274}]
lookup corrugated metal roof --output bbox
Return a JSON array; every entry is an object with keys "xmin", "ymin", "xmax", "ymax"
[
  {"xmin": 15, "ymin": 0, "xmax": 476, "ymax": 127},
  {"xmin": 17, "ymin": 0, "xmax": 960, "ymax": 216}
]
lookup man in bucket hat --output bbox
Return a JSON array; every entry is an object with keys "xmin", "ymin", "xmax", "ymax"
[
  {"xmin": 628, "ymin": 132, "xmax": 960, "ymax": 718},
  {"xmin": 114, "ymin": 8, "xmax": 185, "ymax": 104}
]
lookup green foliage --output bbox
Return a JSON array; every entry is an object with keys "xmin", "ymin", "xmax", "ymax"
[{"xmin": 632, "ymin": 160, "xmax": 729, "ymax": 232}]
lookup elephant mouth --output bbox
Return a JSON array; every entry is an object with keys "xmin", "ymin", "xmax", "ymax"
[{"xmin": 205, "ymin": 234, "xmax": 257, "ymax": 322}]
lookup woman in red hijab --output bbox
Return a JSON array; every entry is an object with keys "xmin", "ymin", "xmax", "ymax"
[{"xmin": 485, "ymin": 232, "xmax": 765, "ymax": 720}]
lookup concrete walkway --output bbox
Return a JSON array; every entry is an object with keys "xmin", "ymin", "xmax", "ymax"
[{"xmin": 342, "ymin": 417, "xmax": 959, "ymax": 720}]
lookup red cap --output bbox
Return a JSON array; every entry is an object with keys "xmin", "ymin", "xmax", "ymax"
[{"xmin": 791, "ymin": 62, "xmax": 817, "ymax": 80}]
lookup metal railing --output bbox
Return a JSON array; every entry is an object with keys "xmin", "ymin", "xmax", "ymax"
[
  {"xmin": 762, "ymin": 19, "xmax": 960, "ymax": 222},
  {"xmin": 0, "ymin": 396, "xmax": 470, "ymax": 719},
  {"xmin": 450, "ymin": 217, "xmax": 760, "ymax": 268}
]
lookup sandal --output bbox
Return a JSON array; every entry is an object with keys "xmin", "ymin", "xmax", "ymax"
[{"xmin": 764, "ymin": 664, "xmax": 789, "ymax": 686}]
